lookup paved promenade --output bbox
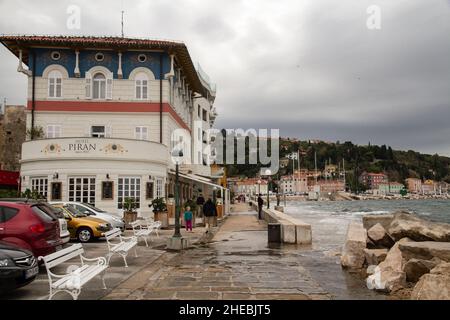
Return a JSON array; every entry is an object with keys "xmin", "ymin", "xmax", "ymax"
[{"xmin": 104, "ymin": 204, "xmax": 331, "ymax": 300}]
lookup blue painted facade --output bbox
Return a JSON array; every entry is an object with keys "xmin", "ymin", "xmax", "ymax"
[{"xmin": 28, "ymin": 48, "xmax": 171, "ymax": 79}]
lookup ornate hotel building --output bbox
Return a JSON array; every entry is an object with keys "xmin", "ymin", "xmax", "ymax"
[{"xmin": 0, "ymin": 35, "xmax": 225, "ymax": 216}]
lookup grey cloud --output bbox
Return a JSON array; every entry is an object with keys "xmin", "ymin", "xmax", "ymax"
[{"xmin": 0, "ymin": 0, "xmax": 449, "ymax": 155}]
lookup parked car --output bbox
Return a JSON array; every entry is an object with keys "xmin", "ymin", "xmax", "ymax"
[
  {"xmin": 51, "ymin": 203, "xmax": 112, "ymax": 242},
  {"xmin": 50, "ymin": 202, "xmax": 125, "ymax": 231},
  {"xmin": 0, "ymin": 241, "xmax": 39, "ymax": 292},
  {"xmin": 0, "ymin": 202, "xmax": 64, "ymax": 257},
  {"xmin": 0, "ymin": 198, "xmax": 70, "ymax": 244}
]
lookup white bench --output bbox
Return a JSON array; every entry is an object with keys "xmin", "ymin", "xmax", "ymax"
[
  {"xmin": 130, "ymin": 220, "xmax": 154, "ymax": 247},
  {"xmin": 143, "ymin": 217, "xmax": 162, "ymax": 237},
  {"xmin": 103, "ymin": 228, "xmax": 138, "ymax": 267},
  {"xmin": 38, "ymin": 243, "xmax": 108, "ymax": 300}
]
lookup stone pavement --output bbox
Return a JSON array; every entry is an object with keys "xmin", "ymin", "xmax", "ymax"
[{"xmin": 103, "ymin": 206, "xmax": 331, "ymax": 300}]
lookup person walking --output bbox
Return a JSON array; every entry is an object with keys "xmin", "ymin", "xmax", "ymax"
[
  {"xmin": 196, "ymin": 193, "xmax": 205, "ymax": 225},
  {"xmin": 184, "ymin": 206, "xmax": 193, "ymax": 232},
  {"xmin": 257, "ymin": 194, "xmax": 264, "ymax": 220},
  {"xmin": 203, "ymin": 198, "xmax": 216, "ymax": 233}
]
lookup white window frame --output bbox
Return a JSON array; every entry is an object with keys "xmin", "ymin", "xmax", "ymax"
[
  {"xmin": 31, "ymin": 177, "xmax": 48, "ymax": 199},
  {"xmin": 91, "ymin": 125, "xmax": 106, "ymax": 138},
  {"xmin": 118, "ymin": 177, "xmax": 141, "ymax": 209},
  {"xmin": 48, "ymin": 70, "xmax": 62, "ymax": 98},
  {"xmin": 93, "ymin": 73, "xmax": 107, "ymax": 100},
  {"xmin": 156, "ymin": 178, "xmax": 164, "ymax": 198},
  {"xmin": 135, "ymin": 73, "xmax": 149, "ymax": 100},
  {"xmin": 46, "ymin": 125, "xmax": 62, "ymax": 139},
  {"xmin": 135, "ymin": 126, "xmax": 148, "ymax": 140},
  {"xmin": 68, "ymin": 177, "xmax": 96, "ymax": 205}
]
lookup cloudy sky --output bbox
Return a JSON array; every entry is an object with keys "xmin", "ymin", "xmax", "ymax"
[{"xmin": 1, "ymin": 0, "xmax": 449, "ymax": 155}]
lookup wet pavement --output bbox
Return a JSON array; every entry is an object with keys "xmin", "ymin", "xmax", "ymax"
[
  {"xmin": 0, "ymin": 227, "xmax": 206, "ymax": 300},
  {"xmin": 104, "ymin": 210, "xmax": 331, "ymax": 300},
  {"xmin": 2, "ymin": 203, "xmax": 386, "ymax": 300}
]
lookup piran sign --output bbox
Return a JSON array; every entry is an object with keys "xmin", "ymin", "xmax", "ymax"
[{"xmin": 68, "ymin": 139, "xmax": 97, "ymax": 153}]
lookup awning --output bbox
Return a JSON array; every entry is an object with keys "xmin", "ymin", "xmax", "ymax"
[{"xmin": 169, "ymin": 171, "xmax": 227, "ymax": 190}]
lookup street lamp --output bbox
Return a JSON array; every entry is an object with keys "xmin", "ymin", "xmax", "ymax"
[
  {"xmin": 171, "ymin": 149, "xmax": 183, "ymax": 238},
  {"xmin": 257, "ymin": 179, "xmax": 261, "ymax": 195}
]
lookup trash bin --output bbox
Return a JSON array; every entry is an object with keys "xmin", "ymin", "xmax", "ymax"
[{"xmin": 268, "ymin": 223, "xmax": 281, "ymax": 243}]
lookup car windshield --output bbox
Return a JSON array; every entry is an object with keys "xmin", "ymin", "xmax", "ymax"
[
  {"xmin": 64, "ymin": 205, "xmax": 87, "ymax": 218},
  {"xmin": 83, "ymin": 203, "xmax": 106, "ymax": 213}
]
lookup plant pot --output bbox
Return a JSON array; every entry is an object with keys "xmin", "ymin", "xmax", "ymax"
[
  {"xmin": 123, "ymin": 211, "xmax": 138, "ymax": 229},
  {"xmin": 154, "ymin": 211, "xmax": 169, "ymax": 229}
]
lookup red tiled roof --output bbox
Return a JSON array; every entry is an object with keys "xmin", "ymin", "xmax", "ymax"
[
  {"xmin": 0, "ymin": 170, "xmax": 19, "ymax": 186},
  {"xmin": 0, "ymin": 35, "xmax": 210, "ymax": 97}
]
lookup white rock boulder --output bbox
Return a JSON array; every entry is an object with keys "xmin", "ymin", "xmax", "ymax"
[{"xmin": 341, "ymin": 222, "xmax": 367, "ymax": 269}]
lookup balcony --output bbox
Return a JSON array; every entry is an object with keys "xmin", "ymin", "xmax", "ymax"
[{"xmin": 21, "ymin": 137, "xmax": 169, "ymax": 165}]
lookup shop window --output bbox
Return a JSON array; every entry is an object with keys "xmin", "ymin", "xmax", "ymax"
[
  {"xmin": 31, "ymin": 178, "xmax": 48, "ymax": 199},
  {"xmin": 51, "ymin": 182, "xmax": 62, "ymax": 201},
  {"xmin": 47, "ymin": 125, "xmax": 61, "ymax": 138},
  {"xmin": 68, "ymin": 177, "xmax": 96, "ymax": 205},
  {"xmin": 146, "ymin": 182, "xmax": 154, "ymax": 199},
  {"xmin": 102, "ymin": 181, "xmax": 114, "ymax": 200},
  {"xmin": 156, "ymin": 178, "xmax": 164, "ymax": 198},
  {"xmin": 118, "ymin": 177, "xmax": 141, "ymax": 209}
]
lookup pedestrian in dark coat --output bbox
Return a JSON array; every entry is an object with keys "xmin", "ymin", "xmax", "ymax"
[{"xmin": 257, "ymin": 195, "xmax": 264, "ymax": 220}]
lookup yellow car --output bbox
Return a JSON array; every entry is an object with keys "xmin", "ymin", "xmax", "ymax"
[{"xmin": 51, "ymin": 204, "xmax": 112, "ymax": 242}]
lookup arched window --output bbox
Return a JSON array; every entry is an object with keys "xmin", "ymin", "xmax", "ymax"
[
  {"xmin": 48, "ymin": 70, "xmax": 62, "ymax": 98},
  {"xmin": 93, "ymin": 73, "xmax": 106, "ymax": 99},
  {"xmin": 135, "ymin": 72, "xmax": 148, "ymax": 100}
]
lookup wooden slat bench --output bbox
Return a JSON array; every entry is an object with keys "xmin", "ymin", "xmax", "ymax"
[{"xmin": 38, "ymin": 243, "xmax": 108, "ymax": 300}]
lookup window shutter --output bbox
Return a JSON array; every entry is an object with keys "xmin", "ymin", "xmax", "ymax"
[
  {"xmin": 85, "ymin": 72, "xmax": 92, "ymax": 99},
  {"xmin": 85, "ymin": 126, "xmax": 91, "ymax": 137},
  {"xmin": 106, "ymin": 74, "xmax": 113, "ymax": 100},
  {"xmin": 106, "ymin": 125, "xmax": 112, "ymax": 138}
]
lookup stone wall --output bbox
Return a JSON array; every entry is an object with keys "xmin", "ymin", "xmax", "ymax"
[{"xmin": 0, "ymin": 105, "xmax": 26, "ymax": 171}]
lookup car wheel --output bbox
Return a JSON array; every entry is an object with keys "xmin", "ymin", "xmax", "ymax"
[{"xmin": 77, "ymin": 227, "xmax": 93, "ymax": 243}]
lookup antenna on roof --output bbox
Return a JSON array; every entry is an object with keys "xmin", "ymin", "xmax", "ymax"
[
  {"xmin": 121, "ymin": 11, "xmax": 125, "ymax": 38},
  {"xmin": 121, "ymin": 0, "xmax": 125, "ymax": 38}
]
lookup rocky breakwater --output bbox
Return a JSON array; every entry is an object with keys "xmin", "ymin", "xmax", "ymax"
[{"xmin": 341, "ymin": 211, "xmax": 450, "ymax": 300}]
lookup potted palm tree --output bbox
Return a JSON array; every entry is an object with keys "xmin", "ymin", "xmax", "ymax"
[
  {"xmin": 151, "ymin": 197, "xmax": 168, "ymax": 229},
  {"xmin": 123, "ymin": 197, "xmax": 138, "ymax": 228}
]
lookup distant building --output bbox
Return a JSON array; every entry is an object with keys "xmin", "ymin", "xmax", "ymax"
[
  {"xmin": 314, "ymin": 180, "xmax": 345, "ymax": 193},
  {"xmin": 0, "ymin": 105, "xmax": 26, "ymax": 171},
  {"xmin": 280, "ymin": 174, "xmax": 308, "ymax": 194},
  {"xmin": 359, "ymin": 172, "xmax": 388, "ymax": 190},
  {"xmin": 234, "ymin": 178, "xmax": 268, "ymax": 196},
  {"xmin": 405, "ymin": 178, "xmax": 422, "ymax": 194},
  {"xmin": 378, "ymin": 182, "xmax": 405, "ymax": 195},
  {"xmin": 422, "ymin": 180, "xmax": 437, "ymax": 195}
]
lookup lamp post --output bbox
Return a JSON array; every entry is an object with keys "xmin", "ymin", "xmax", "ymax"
[
  {"xmin": 172, "ymin": 149, "xmax": 183, "ymax": 238},
  {"xmin": 264, "ymin": 169, "xmax": 272, "ymax": 209},
  {"xmin": 257, "ymin": 179, "xmax": 261, "ymax": 196}
]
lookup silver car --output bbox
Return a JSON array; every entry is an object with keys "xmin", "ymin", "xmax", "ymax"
[{"xmin": 49, "ymin": 202, "xmax": 125, "ymax": 231}]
